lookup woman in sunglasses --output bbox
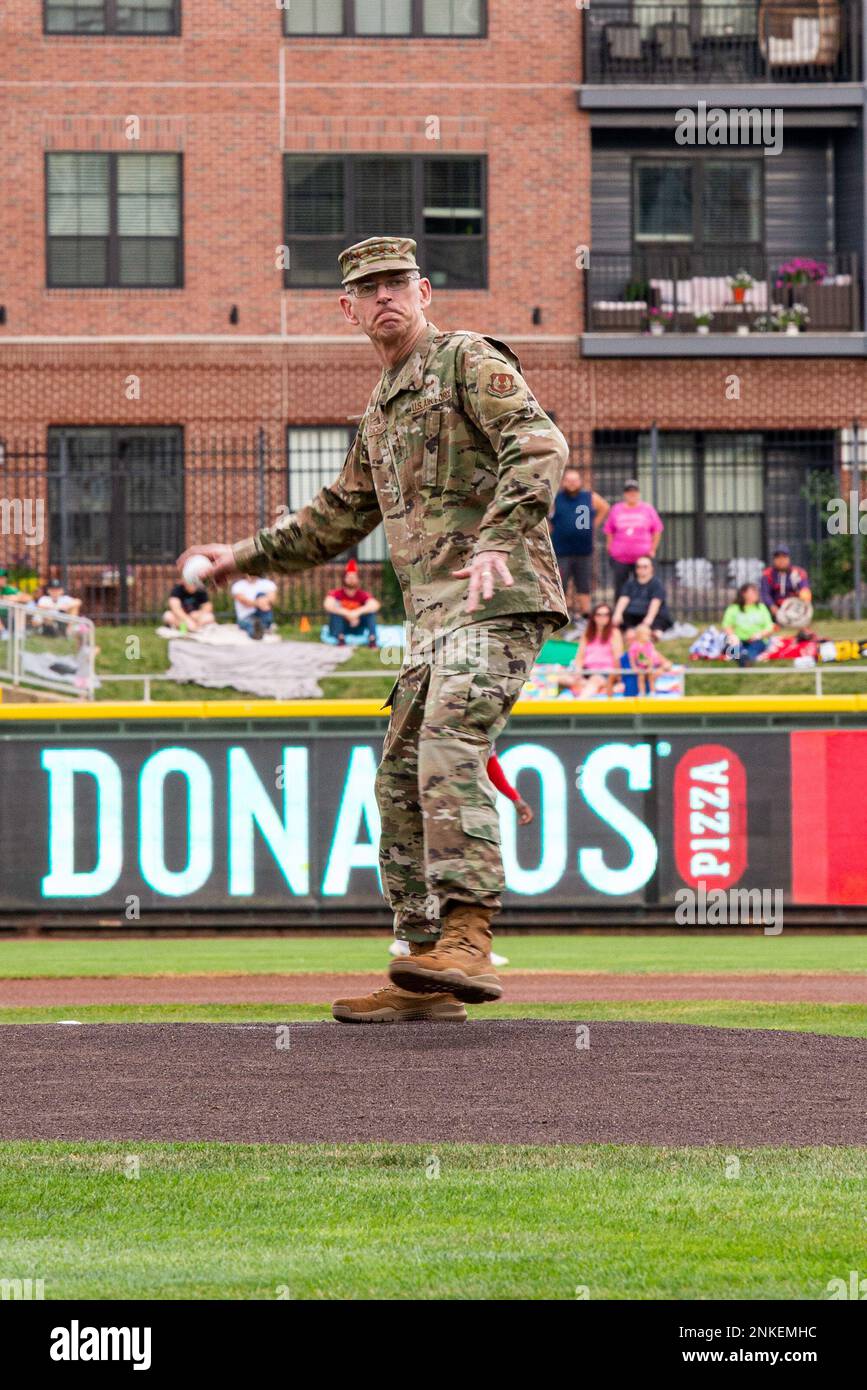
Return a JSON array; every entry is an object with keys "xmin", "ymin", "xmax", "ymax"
[{"xmin": 568, "ymin": 601, "xmax": 624, "ymax": 698}]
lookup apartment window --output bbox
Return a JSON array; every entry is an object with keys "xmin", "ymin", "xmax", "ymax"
[
  {"xmin": 46, "ymin": 153, "xmax": 182, "ymax": 288},
  {"xmin": 47, "ymin": 428, "xmax": 183, "ymax": 565},
  {"xmin": 44, "ymin": 0, "xmax": 179, "ymax": 35},
  {"xmin": 287, "ymin": 427, "xmax": 387, "ymax": 561},
  {"xmin": 634, "ymin": 158, "xmax": 762, "ymax": 250},
  {"xmin": 594, "ymin": 431, "xmax": 834, "ymax": 569},
  {"xmin": 284, "ymin": 154, "xmax": 485, "ymax": 288},
  {"xmin": 284, "ymin": 0, "xmax": 484, "ymax": 36},
  {"xmin": 635, "ymin": 433, "xmax": 763, "ymax": 562}
]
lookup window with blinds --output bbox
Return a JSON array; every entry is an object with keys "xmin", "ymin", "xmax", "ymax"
[
  {"xmin": 47, "ymin": 153, "xmax": 182, "ymax": 288},
  {"xmin": 634, "ymin": 157, "xmax": 762, "ymax": 252},
  {"xmin": 286, "ymin": 428, "xmax": 388, "ymax": 562},
  {"xmin": 283, "ymin": 154, "xmax": 485, "ymax": 288},
  {"xmin": 284, "ymin": 0, "xmax": 484, "ymax": 36},
  {"xmin": 44, "ymin": 0, "xmax": 178, "ymax": 34}
]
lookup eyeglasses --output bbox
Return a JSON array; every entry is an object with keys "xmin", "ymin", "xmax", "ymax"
[
  {"xmin": 348, "ymin": 272, "xmax": 421, "ymax": 298},
  {"xmin": 595, "ymin": 609, "xmax": 612, "ymax": 617}
]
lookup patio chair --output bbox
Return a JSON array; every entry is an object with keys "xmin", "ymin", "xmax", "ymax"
[
  {"xmin": 602, "ymin": 23, "xmax": 644, "ymax": 79},
  {"xmin": 652, "ymin": 22, "xmax": 694, "ymax": 74},
  {"xmin": 759, "ymin": 0, "xmax": 841, "ymax": 68}
]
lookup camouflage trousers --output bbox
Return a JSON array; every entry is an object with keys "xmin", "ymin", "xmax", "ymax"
[{"xmin": 375, "ymin": 614, "xmax": 556, "ymax": 942}]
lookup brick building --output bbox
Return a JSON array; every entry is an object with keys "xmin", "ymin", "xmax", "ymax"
[{"xmin": 1, "ymin": 0, "xmax": 866, "ymax": 617}]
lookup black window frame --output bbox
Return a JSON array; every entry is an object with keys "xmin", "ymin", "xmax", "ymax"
[
  {"xmin": 282, "ymin": 0, "xmax": 487, "ymax": 38},
  {"xmin": 592, "ymin": 429, "xmax": 835, "ymax": 569},
  {"xmin": 43, "ymin": 0, "xmax": 181, "ymax": 37},
  {"xmin": 283, "ymin": 152, "xmax": 487, "ymax": 290},
  {"xmin": 45, "ymin": 151, "xmax": 184, "ymax": 290},
  {"xmin": 47, "ymin": 425, "xmax": 185, "ymax": 568},
  {"xmin": 632, "ymin": 154, "xmax": 765, "ymax": 256}
]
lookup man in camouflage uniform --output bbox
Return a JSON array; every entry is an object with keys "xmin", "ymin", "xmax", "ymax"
[{"xmin": 180, "ymin": 236, "xmax": 569, "ymax": 1023}]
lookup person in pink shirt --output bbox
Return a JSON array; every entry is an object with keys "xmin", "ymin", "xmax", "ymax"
[
  {"xmin": 604, "ymin": 479, "xmax": 664, "ymax": 597},
  {"xmin": 570, "ymin": 602, "xmax": 624, "ymax": 698},
  {"xmin": 626, "ymin": 623, "xmax": 672, "ymax": 695}
]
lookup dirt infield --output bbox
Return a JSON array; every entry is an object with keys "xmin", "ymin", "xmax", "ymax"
[
  {"xmin": 2, "ymin": 1021, "xmax": 865, "ymax": 1145},
  {"xmin": 3, "ymin": 971, "xmax": 866, "ymax": 1006}
]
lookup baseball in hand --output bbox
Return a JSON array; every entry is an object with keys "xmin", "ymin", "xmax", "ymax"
[{"xmin": 182, "ymin": 554, "xmax": 213, "ymax": 587}]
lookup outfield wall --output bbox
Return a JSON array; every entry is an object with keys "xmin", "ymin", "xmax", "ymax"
[{"xmin": 1, "ymin": 698, "xmax": 866, "ymax": 926}]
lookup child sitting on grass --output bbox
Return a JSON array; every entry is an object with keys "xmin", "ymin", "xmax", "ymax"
[{"xmin": 627, "ymin": 623, "xmax": 672, "ymax": 695}]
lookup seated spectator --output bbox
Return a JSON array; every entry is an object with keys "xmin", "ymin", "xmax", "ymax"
[
  {"xmin": 325, "ymin": 558, "xmax": 380, "ymax": 648},
  {"xmin": 760, "ymin": 547, "xmax": 812, "ymax": 620},
  {"xmin": 232, "ymin": 573, "xmax": 280, "ymax": 643},
  {"xmin": 612, "ymin": 555, "xmax": 674, "ymax": 636},
  {"xmin": 603, "ymin": 479, "xmax": 663, "ymax": 597},
  {"xmin": 569, "ymin": 601, "xmax": 624, "ymax": 698},
  {"xmin": 0, "ymin": 568, "xmax": 31, "ymax": 607},
  {"xmin": 722, "ymin": 583, "xmax": 775, "ymax": 667},
  {"xmin": 33, "ymin": 577, "xmax": 82, "ymax": 636},
  {"xmin": 626, "ymin": 623, "xmax": 672, "ymax": 696},
  {"xmin": 162, "ymin": 578, "xmax": 215, "ymax": 634}
]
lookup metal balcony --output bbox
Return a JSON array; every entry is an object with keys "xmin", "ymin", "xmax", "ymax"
[{"xmin": 583, "ymin": 2, "xmax": 862, "ymax": 85}]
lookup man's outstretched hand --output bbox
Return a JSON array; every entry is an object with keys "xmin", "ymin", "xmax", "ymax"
[
  {"xmin": 452, "ymin": 550, "xmax": 514, "ymax": 615},
  {"xmin": 176, "ymin": 543, "xmax": 240, "ymax": 589}
]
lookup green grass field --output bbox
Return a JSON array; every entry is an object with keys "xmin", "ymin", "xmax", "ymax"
[
  {"xmin": 73, "ymin": 617, "xmax": 867, "ymax": 702},
  {"xmin": 3, "ymin": 1000, "xmax": 866, "ymax": 1034},
  {"xmin": 1, "ymin": 1141, "xmax": 863, "ymax": 1300},
  {"xmin": 1, "ymin": 932, "xmax": 864, "ymax": 977},
  {"xmin": 3, "ymin": 932, "xmax": 864, "ymax": 1299}
]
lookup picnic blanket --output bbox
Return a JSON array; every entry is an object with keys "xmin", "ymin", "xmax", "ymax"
[{"xmin": 166, "ymin": 626, "xmax": 353, "ymax": 698}]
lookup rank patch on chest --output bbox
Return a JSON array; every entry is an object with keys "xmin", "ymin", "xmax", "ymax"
[
  {"xmin": 410, "ymin": 387, "xmax": 453, "ymax": 416},
  {"xmin": 487, "ymin": 372, "xmax": 519, "ymax": 398}
]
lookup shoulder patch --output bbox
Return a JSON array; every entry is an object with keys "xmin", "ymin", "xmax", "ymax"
[{"xmin": 486, "ymin": 371, "xmax": 519, "ymax": 399}]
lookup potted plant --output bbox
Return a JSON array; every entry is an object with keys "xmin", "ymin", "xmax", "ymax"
[
  {"xmin": 778, "ymin": 303, "xmax": 809, "ymax": 335},
  {"xmin": 775, "ymin": 257, "xmax": 827, "ymax": 289},
  {"xmin": 728, "ymin": 269, "xmax": 754, "ymax": 304},
  {"xmin": 648, "ymin": 307, "xmax": 672, "ymax": 336},
  {"xmin": 752, "ymin": 310, "xmax": 782, "ymax": 334},
  {"xmin": 625, "ymin": 278, "xmax": 650, "ymax": 303},
  {"xmin": 693, "ymin": 309, "xmax": 712, "ymax": 335}
]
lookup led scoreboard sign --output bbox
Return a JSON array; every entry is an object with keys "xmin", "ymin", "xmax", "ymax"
[{"xmin": 0, "ymin": 730, "xmax": 863, "ymax": 911}]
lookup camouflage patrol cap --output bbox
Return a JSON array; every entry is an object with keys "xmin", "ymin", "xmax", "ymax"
[{"xmin": 339, "ymin": 236, "xmax": 419, "ymax": 286}]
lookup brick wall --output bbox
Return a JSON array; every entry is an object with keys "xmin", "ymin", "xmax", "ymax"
[{"xmin": 1, "ymin": 2, "xmax": 865, "ymax": 473}]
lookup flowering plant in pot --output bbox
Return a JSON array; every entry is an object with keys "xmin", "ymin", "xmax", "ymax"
[
  {"xmin": 693, "ymin": 309, "xmax": 712, "ymax": 335},
  {"xmin": 775, "ymin": 257, "xmax": 827, "ymax": 288},
  {"xmin": 648, "ymin": 307, "xmax": 673, "ymax": 336},
  {"xmin": 728, "ymin": 269, "xmax": 754, "ymax": 304},
  {"xmin": 777, "ymin": 303, "xmax": 809, "ymax": 334},
  {"xmin": 751, "ymin": 310, "xmax": 782, "ymax": 334}
]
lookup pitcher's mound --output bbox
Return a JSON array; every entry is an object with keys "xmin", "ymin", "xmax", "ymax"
[{"xmin": 2, "ymin": 1020, "xmax": 865, "ymax": 1147}]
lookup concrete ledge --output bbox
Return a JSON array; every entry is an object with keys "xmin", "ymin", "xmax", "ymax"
[
  {"xmin": 578, "ymin": 84, "xmax": 864, "ymax": 110},
  {"xmin": 580, "ymin": 332, "xmax": 867, "ymax": 357}
]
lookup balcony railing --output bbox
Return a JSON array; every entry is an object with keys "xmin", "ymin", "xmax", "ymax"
[
  {"xmin": 583, "ymin": 2, "xmax": 862, "ymax": 84},
  {"xmin": 585, "ymin": 250, "xmax": 862, "ymax": 333}
]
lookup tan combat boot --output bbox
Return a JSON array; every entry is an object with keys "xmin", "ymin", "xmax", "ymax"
[
  {"xmin": 332, "ymin": 940, "xmax": 467, "ymax": 1024},
  {"xmin": 387, "ymin": 905, "xmax": 502, "ymax": 1004}
]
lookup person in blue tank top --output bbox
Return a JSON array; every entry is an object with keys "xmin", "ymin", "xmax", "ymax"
[{"xmin": 548, "ymin": 465, "xmax": 609, "ymax": 636}]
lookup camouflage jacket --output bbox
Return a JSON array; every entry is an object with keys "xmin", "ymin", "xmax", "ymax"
[{"xmin": 232, "ymin": 321, "xmax": 570, "ymax": 636}]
